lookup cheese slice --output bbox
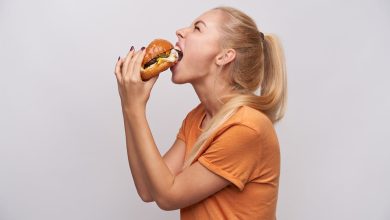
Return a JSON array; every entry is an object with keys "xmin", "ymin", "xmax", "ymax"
[{"xmin": 157, "ymin": 49, "xmax": 179, "ymax": 64}]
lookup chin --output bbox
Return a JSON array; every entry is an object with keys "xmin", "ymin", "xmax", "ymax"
[
  {"xmin": 171, "ymin": 73, "xmax": 188, "ymax": 84},
  {"xmin": 170, "ymin": 65, "xmax": 187, "ymax": 84}
]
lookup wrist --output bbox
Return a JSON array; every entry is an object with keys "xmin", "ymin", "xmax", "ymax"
[{"xmin": 123, "ymin": 106, "xmax": 146, "ymax": 118}]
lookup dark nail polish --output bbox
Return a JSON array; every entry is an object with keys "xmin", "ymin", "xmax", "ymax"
[
  {"xmin": 141, "ymin": 47, "xmax": 145, "ymax": 51},
  {"xmin": 118, "ymin": 56, "xmax": 120, "ymax": 61},
  {"xmin": 130, "ymin": 46, "xmax": 134, "ymax": 51}
]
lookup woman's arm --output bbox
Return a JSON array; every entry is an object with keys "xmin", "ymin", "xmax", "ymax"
[
  {"xmin": 126, "ymin": 109, "xmax": 230, "ymax": 210},
  {"xmin": 116, "ymin": 49, "xmax": 154, "ymax": 202},
  {"xmin": 122, "ymin": 109, "xmax": 187, "ymax": 202},
  {"xmin": 116, "ymin": 48, "xmax": 187, "ymax": 203},
  {"xmin": 124, "ymin": 109, "xmax": 175, "ymax": 204},
  {"xmin": 122, "ymin": 108, "xmax": 153, "ymax": 202},
  {"xmin": 115, "ymin": 49, "xmax": 230, "ymax": 210}
]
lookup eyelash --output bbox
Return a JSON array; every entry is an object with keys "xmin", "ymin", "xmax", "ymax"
[{"xmin": 194, "ymin": 26, "xmax": 200, "ymax": 31}]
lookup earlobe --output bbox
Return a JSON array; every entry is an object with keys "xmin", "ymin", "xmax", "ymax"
[{"xmin": 216, "ymin": 49, "xmax": 236, "ymax": 66}]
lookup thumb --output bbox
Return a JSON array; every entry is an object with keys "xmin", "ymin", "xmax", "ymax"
[{"xmin": 145, "ymin": 74, "xmax": 159, "ymax": 91}]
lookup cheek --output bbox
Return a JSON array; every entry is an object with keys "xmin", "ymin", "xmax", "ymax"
[{"xmin": 183, "ymin": 43, "xmax": 217, "ymax": 73}]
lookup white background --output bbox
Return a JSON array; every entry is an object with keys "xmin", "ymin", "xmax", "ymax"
[{"xmin": 1, "ymin": 0, "xmax": 389, "ymax": 219}]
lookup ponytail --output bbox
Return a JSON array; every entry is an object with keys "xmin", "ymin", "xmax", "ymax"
[{"xmin": 258, "ymin": 34, "xmax": 287, "ymax": 123}]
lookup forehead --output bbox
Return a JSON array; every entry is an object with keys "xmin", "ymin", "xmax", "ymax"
[{"xmin": 192, "ymin": 9, "xmax": 224, "ymax": 28}]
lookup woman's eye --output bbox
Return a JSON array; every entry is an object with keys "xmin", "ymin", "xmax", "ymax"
[{"xmin": 194, "ymin": 26, "xmax": 200, "ymax": 31}]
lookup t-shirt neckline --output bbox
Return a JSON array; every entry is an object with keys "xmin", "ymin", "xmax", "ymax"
[{"xmin": 197, "ymin": 110, "xmax": 207, "ymax": 131}]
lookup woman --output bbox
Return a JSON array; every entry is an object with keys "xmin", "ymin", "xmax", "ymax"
[{"xmin": 114, "ymin": 6, "xmax": 287, "ymax": 220}]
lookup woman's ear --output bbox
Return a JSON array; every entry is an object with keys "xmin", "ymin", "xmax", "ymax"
[{"xmin": 216, "ymin": 49, "xmax": 236, "ymax": 66}]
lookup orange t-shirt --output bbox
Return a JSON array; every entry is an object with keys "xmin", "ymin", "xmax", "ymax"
[{"xmin": 177, "ymin": 104, "xmax": 280, "ymax": 220}]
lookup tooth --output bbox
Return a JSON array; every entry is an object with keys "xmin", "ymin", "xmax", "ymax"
[{"xmin": 175, "ymin": 49, "xmax": 183, "ymax": 61}]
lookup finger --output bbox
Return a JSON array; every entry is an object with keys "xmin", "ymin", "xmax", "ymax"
[
  {"xmin": 126, "ymin": 49, "xmax": 143, "ymax": 80},
  {"xmin": 115, "ymin": 56, "xmax": 123, "ymax": 81},
  {"xmin": 132, "ymin": 49, "xmax": 146, "ymax": 81},
  {"xmin": 122, "ymin": 47, "xmax": 135, "ymax": 78}
]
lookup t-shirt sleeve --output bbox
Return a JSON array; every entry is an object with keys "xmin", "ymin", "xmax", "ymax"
[{"xmin": 197, "ymin": 124, "xmax": 261, "ymax": 191}]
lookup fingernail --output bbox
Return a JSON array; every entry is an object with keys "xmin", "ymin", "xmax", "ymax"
[
  {"xmin": 118, "ymin": 56, "xmax": 120, "ymax": 61},
  {"xmin": 130, "ymin": 46, "xmax": 134, "ymax": 51},
  {"xmin": 141, "ymin": 47, "xmax": 145, "ymax": 51}
]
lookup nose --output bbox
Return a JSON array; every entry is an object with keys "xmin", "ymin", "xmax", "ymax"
[{"xmin": 176, "ymin": 27, "xmax": 186, "ymax": 39}]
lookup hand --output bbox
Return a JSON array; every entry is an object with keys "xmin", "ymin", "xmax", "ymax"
[{"xmin": 114, "ymin": 47, "xmax": 159, "ymax": 114}]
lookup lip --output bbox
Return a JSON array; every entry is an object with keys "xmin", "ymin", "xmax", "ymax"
[
  {"xmin": 170, "ymin": 61, "xmax": 178, "ymax": 72},
  {"xmin": 174, "ymin": 42, "xmax": 183, "ymax": 52}
]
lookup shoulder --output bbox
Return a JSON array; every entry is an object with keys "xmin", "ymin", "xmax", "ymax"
[
  {"xmin": 230, "ymin": 106, "xmax": 275, "ymax": 135},
  {"xmin": 178, "ymin": 103, "xmax": 205, "ymax": 133}
]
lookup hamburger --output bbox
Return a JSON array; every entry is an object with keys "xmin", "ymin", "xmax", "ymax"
[{"xmin": 141, "ymin": 39, "xmax": 183, "ymax": 81}]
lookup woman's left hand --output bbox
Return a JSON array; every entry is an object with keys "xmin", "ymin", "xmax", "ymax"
[{"xmin": 114, "ymin": 47, "xmax": 159, "ymax": 114}]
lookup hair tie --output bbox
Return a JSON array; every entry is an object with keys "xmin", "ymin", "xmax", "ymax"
[{"xmin": 259, "ymin": 31, "xmax": 265, "ymax": 42}]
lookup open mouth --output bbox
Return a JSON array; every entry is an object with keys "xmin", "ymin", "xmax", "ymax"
[
  {"xmin": 176, "ymin": 49, "xmax": 183, "ymax": 61},
  {"xmin": 174, "ymin": 43, "xmax": 184, "ymax": 61}
]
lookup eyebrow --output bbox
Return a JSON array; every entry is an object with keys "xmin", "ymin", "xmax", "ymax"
[{"xmin": 194, "ymin": 20, "xmax": 207, "ymax": 28}]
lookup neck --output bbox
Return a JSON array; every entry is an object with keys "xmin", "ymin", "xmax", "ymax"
[{"xmin": 191, "ymin": 73, "xmax": 237, "ymax": 119}]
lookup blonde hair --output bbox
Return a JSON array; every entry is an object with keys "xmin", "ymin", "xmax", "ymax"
[{"xmin": 183, "ymin": 6, "xmax": 287, "ymax": 168}]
